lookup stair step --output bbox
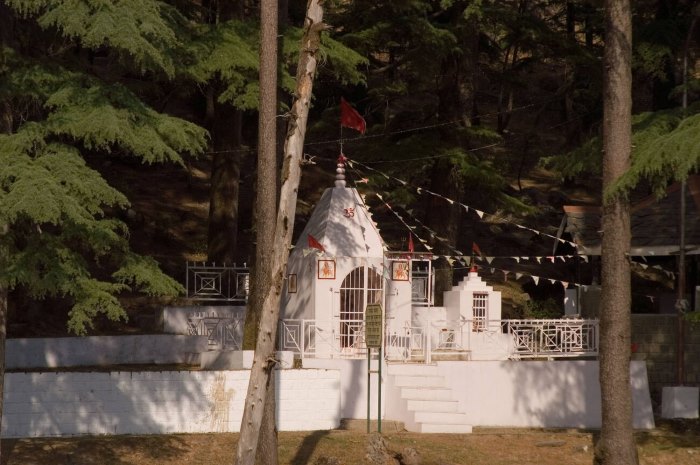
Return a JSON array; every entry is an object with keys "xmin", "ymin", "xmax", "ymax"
[
  {"xmin": 414, "ymin": 411, "xmax": 470, "ymax": 424},
  {"xmin": 418, "ymin": 423, "xmax": 473, "ymax": 434},
  {"xmin": 400, "ymin": 387, "xmax": 453, "ymax": 401},
  {"xmin": 406, "ymin": 399, "xmax": 459, "ymax": 413},
  {"xmin": 386, "ymin": 363, "xmax": 439, "ymax": 376},
  {"xmin": 430, "ymin": 351, "xmax": 471, "ymax": 361},
  {"xmin": 393, "ymin": 375, "xmax": 444, "ymax": 388}
]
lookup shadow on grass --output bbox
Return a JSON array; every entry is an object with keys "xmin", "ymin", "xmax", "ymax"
[
  {"xmin": 289, "ymin": 430, "xmax": 330, "ymax": 465},
  {"xmin": 635, "ymin": 418, "xmax": 700, "ymax": 450},
  {"xmin": 2, "ymin": 435, "xmax": 189, "ymax": 465}
]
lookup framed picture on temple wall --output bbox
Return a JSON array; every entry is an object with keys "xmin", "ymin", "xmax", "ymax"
[
  {"xmin": 317, "ymin": 259, "xmax": 336, "ymax": 280},
  {"xmin": 287, "ymin": 274, "xmax": 297, "ymax": 293},
  {"xmin": 392, "ymin": 260, "xmax": 410, "ymax": 281}
]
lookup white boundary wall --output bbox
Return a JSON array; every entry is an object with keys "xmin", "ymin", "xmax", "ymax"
[
  {"xmin": 303, "ymin": 358, "xmax": 386, "ymax": 420},
  {"xmin": 299, "ymin": 359, "xmax": 656, "ymax": 430},
  {"xmin": 1, "ymin": 369, "xmax": 340, "ymax": 438},
  {"xmin": 6, "ymin": 335, "xmax": 208, "ymax": 369},
  {"xmin": 433, "ymin": 360, "xmax": 654, "ymax": 429}
]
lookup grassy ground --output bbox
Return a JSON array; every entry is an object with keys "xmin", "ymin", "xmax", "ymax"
[{"xmin": 3, "ymin": 425, "xmax": 700, "ymax": 465}]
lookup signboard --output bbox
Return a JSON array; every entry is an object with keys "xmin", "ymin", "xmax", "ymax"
[{"xmin": 364, "ymin": 303, "xmax": 383, "ymax": 348}]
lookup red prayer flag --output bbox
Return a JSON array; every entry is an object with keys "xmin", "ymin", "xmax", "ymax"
[
  {"xmin": 308, "ymin": 234, "xmax": 325, "ymax": 253},
  {"xmin": 408, "ymin": 234, "xmax": 415, "ymax": 253},
  {"xmin": 340, "ymin": 97, "xmax": 366, "ymax": 134},
  {"xmin": 472, "ymin": 242, "xmax": 482, "ymax": 256}
]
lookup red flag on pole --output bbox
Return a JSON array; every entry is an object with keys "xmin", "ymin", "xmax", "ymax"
[
  {"xmin": 408, "ymin": 234, "xmax": 414, "ymax": 253},
  {"xmin": 308, "ymin": 234, "xmax": 325, "ymax": 253},
  {"xmin": 340, "ymin": 97, "xmax": 366, "ymax": 134}
]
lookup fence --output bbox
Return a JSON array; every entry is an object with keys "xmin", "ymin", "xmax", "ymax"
[
  {"xmin": 502, "ymin": 319, "xmax": 599, "ymax": 359},
  {"xmin": 185, "ymin": 262, "xmax": 249, "ymax": 303},
  {"xmin": 279, "ymin": 318, "xmax": 599, "ymax": 362},
  {"xmin": 186, "ymin": 309, "xmax": 246, "ymax": 350}
]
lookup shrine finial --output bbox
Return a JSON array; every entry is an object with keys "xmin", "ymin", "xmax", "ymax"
[{"xmin": 335, "ymin": 153, "xmax": 347, "ymax": 188}]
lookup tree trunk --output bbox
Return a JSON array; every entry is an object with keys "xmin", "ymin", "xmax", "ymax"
[
  {"xmin": 207, "ymin": 105, "xmax": 243, "ymax": 264},
  {"xmin": 424, "ymin": 158, "xmax": 463, "ymax": 305},
  {"xmin": 0, "ymin": 258, "xmax": 6, "ymax": 464},
  {"xmin": 205, "ymin": 0, "xmax": 245, "ymax": 265},
  {"xmin": 595, "ymin": 1, "xmax": 638, "ymax": 464},
  {"xmin": 0, "ymin": 22, "xmax": 11, "ymax": 453},
  {"xmin": 234, "ymin": 2, "xmax": 325, "ymax": 464},
  {"xmin": 249, "ymin": 0, "xmax": 280, "ymax": 463}
]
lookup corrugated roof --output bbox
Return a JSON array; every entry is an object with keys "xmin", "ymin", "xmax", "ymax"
[{"xmin": 562, "ymin": 176, "xmax": 700, "ymax": 255}]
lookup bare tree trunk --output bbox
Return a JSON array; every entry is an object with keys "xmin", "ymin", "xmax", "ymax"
[
  {"xmin": 234, "ymin": 2, "xmax": 325, "ymax": 464},
  {"xmin": 595, "ymin": 1, "xmax": 638, "ymax": 464},
  {"xmin": 251, "ymin": 0, "xmax": 279, "ymax": 463}
]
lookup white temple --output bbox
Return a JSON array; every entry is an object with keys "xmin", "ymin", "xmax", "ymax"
[
  {"xmin": 279, "ymin": 156, "xmax": 514, "ymax": 361},
  {"xmin": 169, "ymin": 156, "xmax": 655, "ymax": 434}
]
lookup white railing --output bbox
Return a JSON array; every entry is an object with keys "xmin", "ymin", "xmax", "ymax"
[
  {"xmin": 386, "ymin": 324, "xmax": 425, "ymax": 362},
  {"xmin": 502, "ymin": 319, "xmax": 599, "ymax": 359},
  {"xmin": 278, "ymin": 318, "xmax": 599, "ymax": 361},
  {"xmin": 187, "ymin": 310, "xmax": 246, "ymax": 350},
  {"xmin": 278, "ymin": 319, "xmax": 370, "ymax": 359}
]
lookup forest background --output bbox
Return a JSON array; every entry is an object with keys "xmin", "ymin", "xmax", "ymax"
[{"xmin": 0, "ymin": 0, "xmax": 698, "ymax": 338}]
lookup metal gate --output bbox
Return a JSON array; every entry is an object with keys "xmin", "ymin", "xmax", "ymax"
[{"xmin": 339, "ymin": 265, "xmax": 383, "ymax": 350}]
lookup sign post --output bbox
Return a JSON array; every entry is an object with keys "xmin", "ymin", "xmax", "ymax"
[{"xmin": 365, "ymin": 303, "xmax": 383, "ymax": 433}]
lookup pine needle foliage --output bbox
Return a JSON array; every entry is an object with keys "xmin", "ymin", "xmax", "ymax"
[
  {"xmin": 548, "ymin": 103, "xmax": 700, "ymax": 197},
  {"xmin": 1, "ymin": 0, "xmax": 203, "ymax": 334},
  {"xmin": 186, "ymin": 19, "xmax": 367, "ymax": 110},
  {"xmin": 186, "ymin": 19, "xmax": 260, "ymax": 109},
  {"xmin": 6, "ymin": 0, "xmax": 184, "ymax": 77}
]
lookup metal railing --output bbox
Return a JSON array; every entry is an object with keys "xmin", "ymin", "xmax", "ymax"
[
  {"xmin": 185, "ymin": 262, "xmax": 249, "ymax": 302},
  {"xmin": 502, "ymin": 319, "xmax": 599, "ymax": 359},
  {"xmin": 278, "ymin": 319, "xmax": 370, "ymax": 359},
  {"xmin": 279, "ymin": 318, "xmax": 599, "ymax": 361},
  {"xmin": 187, "ymin": 310, "xmax": 246, "ymax": 350}
]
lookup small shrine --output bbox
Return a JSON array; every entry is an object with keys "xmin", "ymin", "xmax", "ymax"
[
  {"xmin": 281, "ymin": 156, "xmax": 386, "ymax": 357},
  {"xmin": 280, "ymin": 155, "xmax": 511, "ymax": 360}
]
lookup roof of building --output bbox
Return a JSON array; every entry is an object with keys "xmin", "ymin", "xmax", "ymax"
[
  {"xmin": 292, "ymin": 186, "xmax": 385, "ymax": 258},
  {"xmin": 560, "ymin": 175, "xmax": 700, "ymax": 256}
]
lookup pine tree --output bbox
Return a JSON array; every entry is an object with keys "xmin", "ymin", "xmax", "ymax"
[
  {"xmin": 0, "ymin": 0, "xmax": 207, "ymax": 335},
  {"xmin": 596, "ymin": 0, "xmax": 638, "ymax": 463},
  {"xmin": 0, "ymin": 1, "xmax": 214, "ymax": 459}
]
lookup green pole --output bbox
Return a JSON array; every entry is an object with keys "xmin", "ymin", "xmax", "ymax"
[
  {"xmin": 378, "ymin": 345, "xmax": 382, "ymax": 433},
  {"xmin": 367, "ymin": 348, "xmax": 371, "ymax": 433}
]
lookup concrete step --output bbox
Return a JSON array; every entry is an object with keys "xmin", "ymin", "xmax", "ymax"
[
  {"xmin": 406, "ymin": 399, "xmax": 459, "ymax": 413},
  {"xmin": 414, "ymin": 411, "xmax": 470, "ymax": 425},
  {"xmin": 393, "ymin": 375, "xmax": 445, "ymax": 388},
  {"xmin": 430, "ymin": 350, "xmax": 471, "ymax": 361},
  {"xmin": 386, "ymin": 363, "xmax": 439, "ymax": 376},
  {"xmin": 417, "ymin": 423, "xmax": 473, "ymax": 434},
  {"xmin": 400, "ymin": 387, "xmax": 453, "ymax": 401}
]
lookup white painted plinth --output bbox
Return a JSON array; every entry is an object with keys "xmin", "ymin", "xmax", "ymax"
[
  {"xmin": 199, "ymin": 350, "xmax": 294, "ymax": 370},
  {"xmin": 661, "ymin": 386, "xmax": 699, "ymax": 419}
]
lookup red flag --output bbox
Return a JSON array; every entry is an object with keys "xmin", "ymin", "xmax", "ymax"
[
  {"xmin": 408, "ymin": 234, "xmax": 414, "ymax": 253},
  {"xmin": 340, "ymin": 97, "xmax": 366, "ymax": 134},
  {"xmin": 308, "ymin": 234, "xmax": 325, "ymax": 253},
  {"xmin": 472, "ymin": 242, "xmax": 482, "ymax": 256}
]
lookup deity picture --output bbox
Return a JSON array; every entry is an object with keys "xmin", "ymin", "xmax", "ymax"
[
  {"xmin": 317, "ymin": 259, "xmax": 336, "ymax": 279},
  {"xmin": 391, "ymin": 260, "xmax": 410, "ymax": 281}
]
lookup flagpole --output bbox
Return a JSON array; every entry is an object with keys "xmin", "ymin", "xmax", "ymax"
[{"xmin": 340, "ymin": 123, "xmax": 344, "ymax": 155}]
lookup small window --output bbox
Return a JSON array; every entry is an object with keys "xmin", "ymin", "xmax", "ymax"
[{"xmin": 473, "ymin": 292, "xmax": 488, "ymax": 332}]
